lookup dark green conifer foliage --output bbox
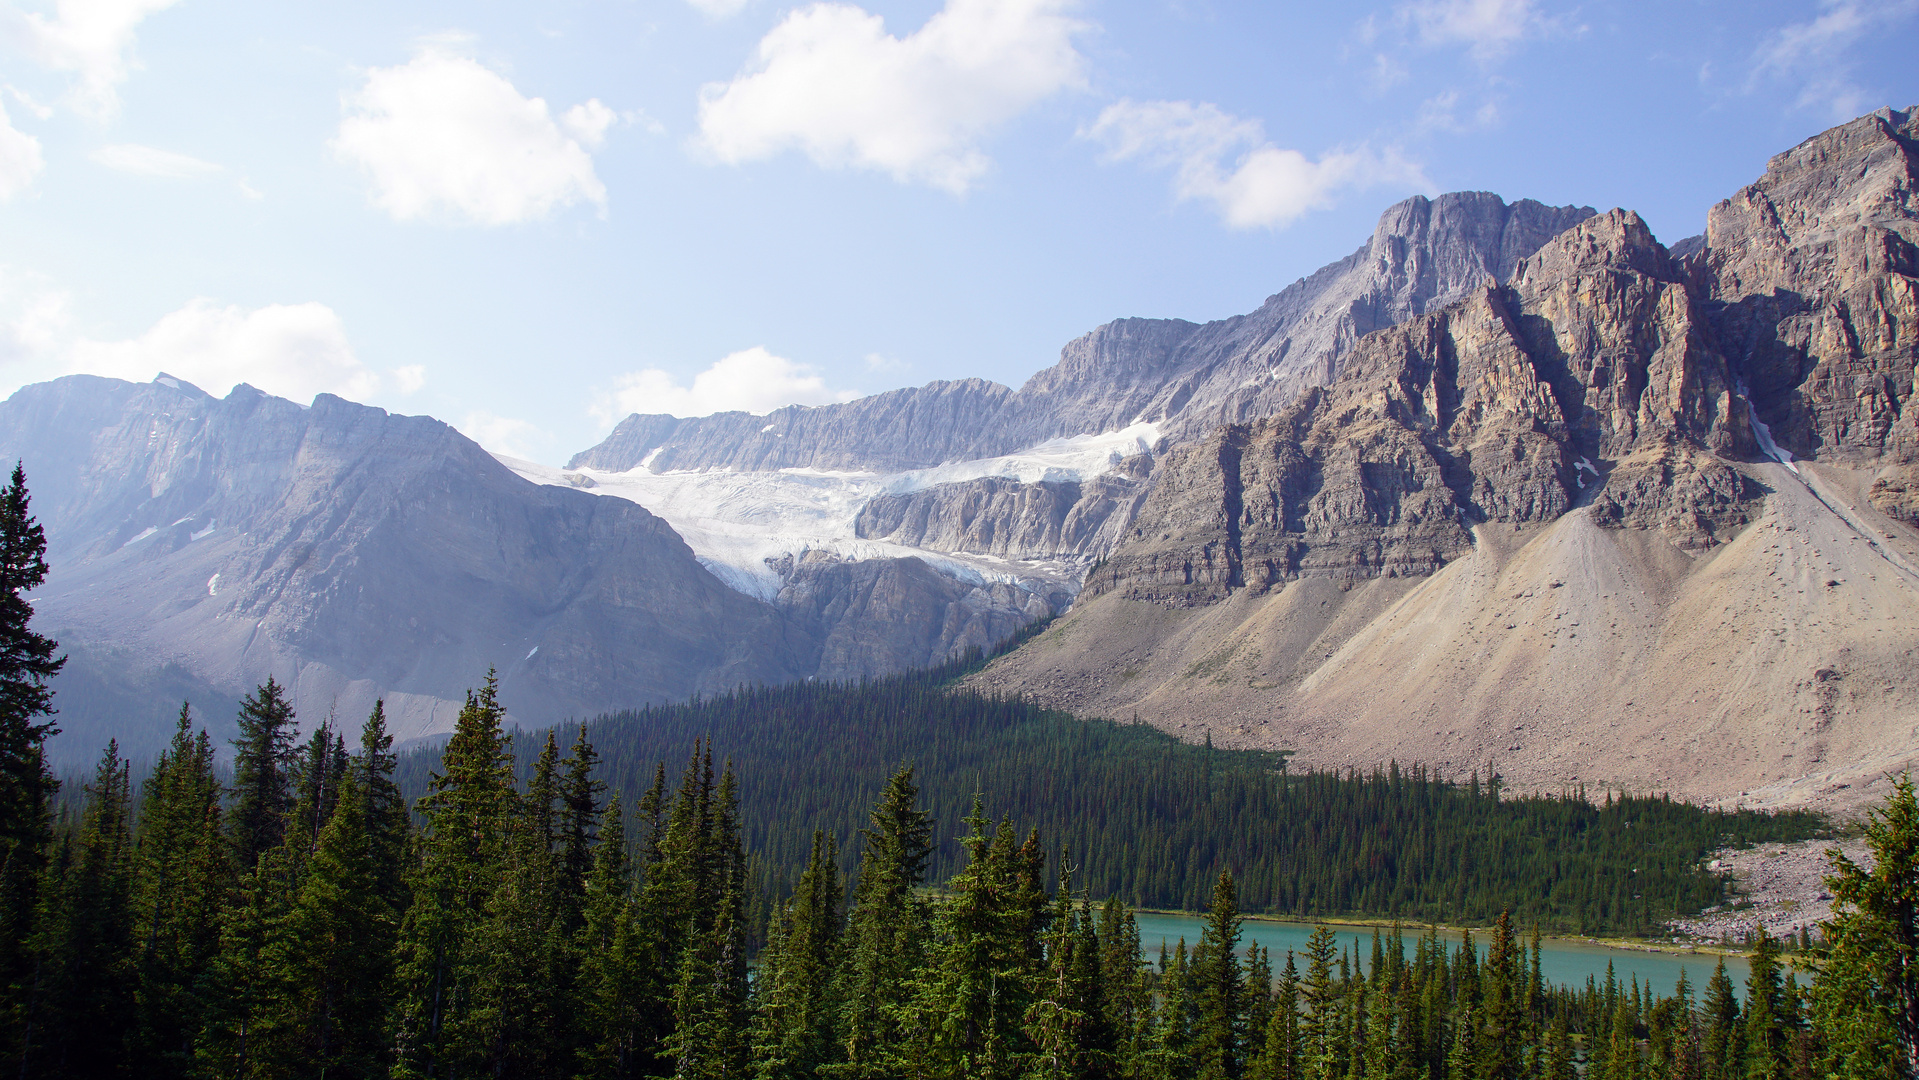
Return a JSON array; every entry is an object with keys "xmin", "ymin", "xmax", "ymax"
[
  {"xmin": 1742, "ymin": 928, "xmax": 1790, "ymax": 1080},
  {"xmin": 1254, "ymin": 952, "xmax": 1301, "ymax": 1080},
  {"xmin": 1096, "ymin": 895, "xmax": 1150, "ymax": 1069},
  {"xmin": 393, "ymin": 672, "xmax": 514, "ymax": 1078},
  {"xmin": 753, "ymin": 830, "xmax": 845, "ymax": 1080},
  {"xmin": 667, "ymin": 762, "xmax": 751, "ymax": 1080},
  {"xmin": 130, "ymin": 706, "xmax": 228, "ymax": 1078},
  {"xmin": 229, "ymin": 676, "xmax": 298, "ymax": 873},
  {"xmin": 559, "ymin": 724, "xmax": 605, "ymax": 935},
  {"xmin": 831, "ymin": 765, "xmax": 934, "ymax": 1079},
  {"xmin": 1299, "ymin": 926, "xmax": 1341, "ymax": 1080},
  {"xmin": 1703, "ymin": 958, "xmax": 1742, "ymax": 1080},
  {"xmin": 1190, "ymin": 869, "xmax": 1245, "ymax": 1080},
  {"xmin": 1477, "ymin": 912, "xmax": 1524, "ymax": 1080},
  {"xmin": 26, "ymin": 742, "xmax": 133, "ymax": 1078},
  {"xmin": 0, "ymin": 464, "xmax": 63, "ymax": 1074},
  {"xmin": 356, "ymin": 700, "xmax": 411, "ymax": 922},
  {"xmin": 258, "ymin": 773, "xmax": 397, "ymax": 1078},
  {"xmin": 0, "ymin": 463, "xmax": 64, "ymax": 851},
  {"xmin": 1811, "ymin": 771, "xmax": 1919, "ymax": 1080}
]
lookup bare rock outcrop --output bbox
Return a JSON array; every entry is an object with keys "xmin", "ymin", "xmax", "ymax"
[
  {"xmin": 1698, "ymin": 105, "xmax": 1919, "ymax": 463},
  {"xmin": 1086, "ymin": 209, "xmax": 1762, "ymax": 606}
]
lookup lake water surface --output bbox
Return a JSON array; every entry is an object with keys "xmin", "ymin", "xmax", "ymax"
[{"xmin": 1134, "ymin": 912, "xmax": 1752, "ymax": 1000}]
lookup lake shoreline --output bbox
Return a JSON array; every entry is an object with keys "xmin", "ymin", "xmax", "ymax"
[{"xmin": 1128, "ymin": 908, "xmax": 1758, "ymax": 961}]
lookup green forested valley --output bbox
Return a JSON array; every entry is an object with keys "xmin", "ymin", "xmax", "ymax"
[{"xmin": 396, "ymin": 657, "xmax": 1823, "ymax": 936}]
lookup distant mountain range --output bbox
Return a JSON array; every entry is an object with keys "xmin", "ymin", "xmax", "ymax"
[{"xmin": 8, "ymin": 106, "xmax": 1917, "ymax": 811}]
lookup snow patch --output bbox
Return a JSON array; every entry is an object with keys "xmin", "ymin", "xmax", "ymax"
[
  {"xmin": 524, "ymin": 646, "xmax": 538, "ymax": 660},
  {"xmin": 1739, "ymin": 381, "xmax": 1798, "ymax": 474},
  {"xmin": 1574, "ymin": 457, "xmax": 1597, "ymax": 476},
  {"xmin": 190, "ymin": 519, "xmax": 217, "ymax": 541},
  {"xmin": 121, "ymin": 526, "xmax": 157, "ymax": 548},
  {"xmin": 207, "ymin": 573, "xmax": 220, "ymax": 597}
]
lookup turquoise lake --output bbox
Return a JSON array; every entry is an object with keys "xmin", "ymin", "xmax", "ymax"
[{"xmin": 1134, "ymin": 912, "xmax": 1754, "ymax": 1000}]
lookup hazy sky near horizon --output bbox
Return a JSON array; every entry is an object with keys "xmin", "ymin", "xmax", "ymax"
[{"xmin": 0, "ymin": 0, "xmax": 1914, "ymax": 463}]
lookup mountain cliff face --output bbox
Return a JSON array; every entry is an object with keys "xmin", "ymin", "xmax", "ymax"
[
  {"xmin": 971, "ymin": 106, "xmax": 1919, "ymax": 810},
  {"xmin": 2, "ymin": 375, "xmax": 811, "ymax": 757}
]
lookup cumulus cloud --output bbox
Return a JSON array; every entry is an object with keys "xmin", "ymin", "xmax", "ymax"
[
  {"xmin": 11, "ymin": 0, "xmax": 181, "ymax": 119},
  {"xmin": 1751, "ymin": 0, "xmax": 1918, "ymax": 120},
  {"xmin": 595, "ymin": 347, "xmax": 860, "ymax": 422},
  {"xmin": 696, "ymin": 0, "xmax": 1087, "ymax": 193},
  {"xmin": 458, "ymin": 410, "xmax": 547, "ymax": 459},
  {"xmin": 1085, "ymin": 99, "xmax": 1428, "ymax": 230},
  {"xmin": 64, "ymin": 299, "xmax": 388, "ymax": 403},
  {"xmin": 1387, "ymin": 0, "xmax": 1574, "ymax": 62},
  {"xmin": 91, "ymin": 142, "xmax": 220, "ymax": 177},
  {"xmin": 0, "ymin": 101, "xmax": 43, "ymax": 199},
  {"xmin": 333, "ymin": 47, "xmax": 614, "ymax": 225}
]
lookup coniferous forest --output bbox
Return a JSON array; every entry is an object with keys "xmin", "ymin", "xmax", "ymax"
[{"xmin": 0, "ymin": 469, "xmax": 1916, "ymax": 1079}]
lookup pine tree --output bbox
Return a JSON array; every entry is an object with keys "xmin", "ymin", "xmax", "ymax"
[
  {"xmin": 130, "ymin": 706, "xmax": 229, "ymax": 1078},
  {"xmin": 392, "ymin": 672, "xmax": 515, "ymax": 1078},
  {"xmin": 667, "ymin": 761, "xmax": 751, "ymax": 1080},
  {"xmin": 0, "ymin": 463, "xmax": 64, "ymax": 850},
  {"xmin": 831, "ymin": 765, "xmax": 934, "ymax": 1078},
  {"xmin": 1191, "ymin": 868, "xmax": 1245, "ymax": 1080},
  {"xmin": 1254, "ymin": 952, "xmax": 1301, "ymax": 1080},
  {"xmin": 1299, "ymin": 926, "xmax": 1341, "ymax": 1080},
  {"xmin": 1811, "ymin": 771, "xmax": 1919, "ymax": 1080},
  {"xmin": 753, "ymin": 829, "xmax": 846, "ymax": 1079},
  {"xmin": 0, "ymin": 463, "xmax": 64, "ymax": 1073},
  {"xmin": 356, "ymin": 699, "xmax": 411, "ymax": 923},
  {"xmin": 1702, "ymin": 958, "xmax": 1741, "ymax": 1080},
  {"xmin": 1742, "ymin": 928, "xmax": 1789, "ymax": 1080},
  {"xmin": 257, "ymin": 773, "xmax": 398, "ymax": 1077},
  {"xmin": 230, "ymin": 677, "xmax": 298, "ymax": 873},
  {"xmin": 25, "ymin": 741, "xmax": 134, "ymax": 1078}
]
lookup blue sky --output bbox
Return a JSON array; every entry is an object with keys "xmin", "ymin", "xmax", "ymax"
[{"xmin": 0, "ymin": 0, "xmax": 1914, "ymax": 463}]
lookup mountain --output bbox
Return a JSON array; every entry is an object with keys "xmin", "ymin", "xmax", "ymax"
[
  {"xmin": 543, "ymin": 193, "xmax": 1594, "ymax": 605},
  {"xmin": 1, "ymin": 376, "xmax": 811, "ymax": 761},
  {"xmin": 968, "ymin": 105, "xmax": 1919, "ymax": 810}
]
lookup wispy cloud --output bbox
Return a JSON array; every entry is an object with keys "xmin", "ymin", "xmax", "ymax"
[
  {"xmin": 1749, "ymin": 0, "xmax": 1919, "ymax": 120},
  {"xmin": 593, "ymin": 347, "xmax": 859, "ymax": 423},
  {"xmin": 9, "ymin": 0, "xmax": 182, "ymax": 120},
  {"xmin": 1084, "ymin": 98, "xmax": 1428, "ymax": 230}
]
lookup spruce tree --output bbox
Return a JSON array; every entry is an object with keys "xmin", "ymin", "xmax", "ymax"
[
  {"xmin": 26, "ymin": 741, "xmax": 134, "ymax": 1078},
  {"xmin": 130, "ymin": 706, "xmax": 229, "ymax": 1078},
  {"xmin": 392, "ymin": 672, "xmax": 515, "ymax": 1078},
  {"xmin": 1702, "ymin": 958, "xmax": 1740, "ymax": 1080},
  {"xmin": 1191, "ymin": 868, "xmax": 1245, "ymax": 1080},
  {"xmin": 257, "ymin": 773, "xmax": 398, "ymax": 1077},
  {"xmin": 0, "ymin": 463, "xmax": 64, "ymax": 1073},
  {"xmin": 1299, "ymin": 926, "xmax": 1341, "ymax": 1080},
  {"xmin": 1811, "ymin": 772, "xmax": 1919, "ymax": 1080},
  {"xmin": 832, "ymin": 765, "xmax": 934, "ymax": 1078},
  {"xmin": 1742, "ymin": 928, "xmax": 1789, "ymax": 1080},
  {"xmin": 753, "ymin": 829, "xmax": 845, "ymax": 1080},
  {"xmin": 230, "ymin": 677, "xmax": 298, "ymax": 873}
]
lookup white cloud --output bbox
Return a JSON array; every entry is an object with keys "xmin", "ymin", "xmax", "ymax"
[
  {"xmin": 458, "ymin": 411, "xmax": 547, "ymax": 459},
  {"xmin": 1392, "ymin": 0, "xmax": 1572, "ymax": 62},
  {"xmin": 90, "ymin": 142, "xmax": 220, "ymax": 177},
  {"xmin": 1085, "ymin": 99, "xmax": 1429, "ymax": 230},
  {"xmin": 1751, "ymin": 0, "xmax": 1919, "ymax": 120},
  {"xmin": 595, "ymin": 347, "xmax": 860, "ymax": 422},
  {"xmin": 393, "ymin": 364, "xmax": 427, "ymax": 394},
  {"xmin": 333, "ymin": 47, "xmax": 613, "ymax": 226},
  {"xmin": 10, "ymin": 0, "xmax": 181, "ymax": 120},
  {"xmin": 685, "ymin": 0, "xmax": 751, "ymax": 16},
  {"xmin": 64, "ymin": 299, "xmax": 384, "ymax": 403},
  {"xmin": 0, "ymin": 100, "xmax": 43, "ymax": 199},
  {"xmin": 696, "ymin": 0, "xmax": 1088, "ymax": 194}
]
